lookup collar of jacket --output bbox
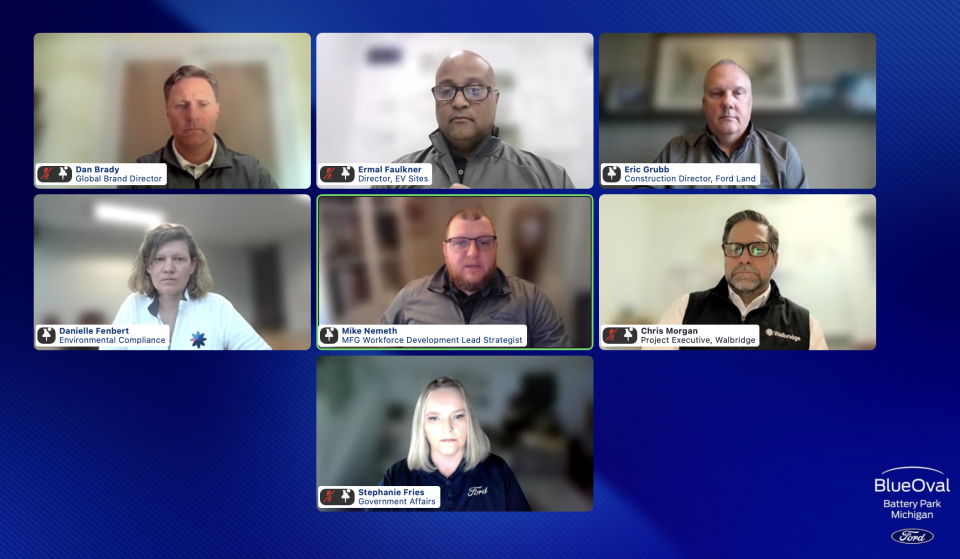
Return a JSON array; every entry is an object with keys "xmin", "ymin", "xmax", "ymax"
[
  {"xmin": 426, "ymin": 265, "xmax": 512, "ymax": 296},
  {"xmin": 709, "ymin": 276, "xmax": 784, "ymax": 308},
  {"xmin": 702, "ymin": 121, "xmax": 756, "ymax": 157},
  {"xmin": 147, "ymin": 289, "xmax": 192, "ymax": 317},
  {"xmin": 428, "ymin": 126, "xmax": 503, "ymax": 159},
  {"xmin": 161, "ymin": 134, "xmax": 234, "ymax": 171}
]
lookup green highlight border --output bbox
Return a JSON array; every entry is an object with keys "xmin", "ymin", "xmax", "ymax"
[{"xmin": 317, "ymin": 194, "xmax": 594, "ymax": 350}]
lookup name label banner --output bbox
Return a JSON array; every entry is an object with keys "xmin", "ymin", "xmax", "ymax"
[
  {"xmin": 318, "ymin": 163, "xmax": 432, "ymax": 187},
  {"xmin": 600, "ymin": 324, "xmax": 761, "ymax": 348},
  {"xmin": 318, "ymin": 324, "xmax": 528, "ymax": 347},
  {"xmin": 600, "ymin": 163, "xmax": 761, "ymax": 186},
  {"xmin": 36, "ymin": 325, "xmax": 170, "ymax": 347},
  {"xmin": 35, "ymin": 164, "xmax": 167, "ymax": 186},
  {"xmin": 318, "ymin": 486, "xmax": 440, "ymax": 508}
]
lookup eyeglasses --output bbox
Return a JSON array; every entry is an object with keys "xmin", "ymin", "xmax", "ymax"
[
  {"xmin": 722, "ymin": 242, "xmax": 774, "ymax": 258},
  {"xmin": 445, "ymin": 236, "xmax": 497, "ymax": 252},
  {"xmin": 432, "ymin": 85, "xmax": 497, "ymax": 102}
]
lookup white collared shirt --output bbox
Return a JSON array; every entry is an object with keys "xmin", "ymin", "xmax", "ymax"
[
  {"xmin": 727, "ymin": 284, "xmax": 771, "ymax": 318},
  {"xmin": 100, "ymin": 290, "xmax": 271, "ymax": 350},
  {"xmin": 644, "ymin": 285, "xmax": 828, "ymax": 350},
  {"xmin": 171, "ymin": 139, "xmax": 217, "ymax": 179}
]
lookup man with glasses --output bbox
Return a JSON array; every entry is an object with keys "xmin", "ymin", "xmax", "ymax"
[
  {"xmin": 638, "ymin": 60, "xmax": 807, "ymax": 189},
  {"xmin": 377, "ymin": 50, "xmax": 574, "ymax": 189},
  {"xmin": 648, "ymin": 210, "xmax": 827, "ymax": 349},
  {"xmin": 380, "ymin": 208, "xmax": 570, "ymax": 347}
]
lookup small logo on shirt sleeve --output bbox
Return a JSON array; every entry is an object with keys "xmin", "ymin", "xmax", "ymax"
[{"xmin": 190, "ymin": 332, "xmax": 207, "ymax": 348}]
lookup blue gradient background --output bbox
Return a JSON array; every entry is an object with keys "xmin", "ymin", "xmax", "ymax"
[{"xmin": 8, "ymin": 1, "xmax": 957, "ymax": 557}]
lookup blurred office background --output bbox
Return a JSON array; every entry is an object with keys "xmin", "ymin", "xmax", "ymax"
[
  {"xmin": 34, "ymin": 33, "xmax": 311, "ymax": 188},
  {"xmin": 317, "ymin": 356, "xmax": 594, "ymax": 511},
  {"xmin": 600, "ymin": 33, "xmax": 876, "ymax": 189},
  {"xmin": 316, "ymin": 34, "xmax": 594, "ymax": 189},
  {"xmin": 317, "ymin": 196, "xmax": 593, "ymax": 348},
  {"xmin": 599, "ymin": 195, "xmax": 876, "ymax": 350},
  {"xmin": 34, "ymin": 195, "xmax": 312, "ymax": 349}
]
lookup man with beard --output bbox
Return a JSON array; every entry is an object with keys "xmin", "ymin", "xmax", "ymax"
[
  {"xmin": 647, "ymin": 210, "xmax": 827, "ymax": 350},
  {"xmin": 638, "ymin": 60, "xmax": 808, "ymax": 189},
  {"xmin": 380, "ymin": 208, "xmax": 570, "ymax": 348},
  {"xmin": 377, "ymin": 50, "xmax": 573, "ymax": 189},
  {"xmin": 126, "ymin": 65, "xmax": 278, "ymax": 189}
]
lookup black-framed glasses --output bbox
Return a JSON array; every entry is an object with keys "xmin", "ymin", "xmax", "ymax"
[
  {"xmin": 444, "ymin": 236, "xmax": 498, "ymax": 252},
  {"xmin": 432, "ymin": 85, "xmax": 497, "ymax": 102},
  {"xmin": 722, "ymin": 242, "xmax": 774, "ymax": 258}
]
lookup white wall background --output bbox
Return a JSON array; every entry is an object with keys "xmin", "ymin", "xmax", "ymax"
[
  {"xmin": 599, "ymin": 195, "xmax": 876, "ymax": 348},
  {"xmin": 317, "ymin": 33, "xmax": 594, "ymax": 188},
  {"xmin": 34, "ymin": 33, "xmax": 311, "ymax": 189},
  {"xmin": 34, "ymin": 195, "xmax": 313, "ymax": 348}
]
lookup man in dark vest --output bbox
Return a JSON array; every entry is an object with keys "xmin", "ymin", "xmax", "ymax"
[{"xmin": 650, "ymin": 209, "xmax": 827, "ymax": 350}]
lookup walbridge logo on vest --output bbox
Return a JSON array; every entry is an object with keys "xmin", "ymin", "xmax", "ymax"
[
  {"xmin": 764, "ymin": 328, "xmax": 800, "ymax": 342},
  {"xmin": 875, "ymin": 466, "xmax": 949, "ymax": 543}
]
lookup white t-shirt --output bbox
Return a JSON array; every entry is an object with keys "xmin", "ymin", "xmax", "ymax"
[{"xmin": 100, "ymin": 291, "xmax": 271, "ymax": 350}]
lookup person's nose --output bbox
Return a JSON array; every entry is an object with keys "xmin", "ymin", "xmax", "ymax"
[
  {"xmin": 465, "ymin": 240, "xmax": 480, "ymax": 257},
  {"xmin": 185, "ymin": 103, "xmax": 201, "ymax": 122},
  {"xmin": 721, "ymin": 92, "xmax": 735, "ymax": 110},
  {"xmin": 443, "ymin": 417, "xmax": 454, "ymax": 432},
  {"xmin": 452, "ymin": 89, "xmax": 470, "ymax": 109}
]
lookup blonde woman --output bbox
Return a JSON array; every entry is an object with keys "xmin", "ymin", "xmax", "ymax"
[
  {"xmin": 102, "ymin": 223, "xmax": 270, "ymax": 350},
  {"xmin": 377, "ymin": 377, "xmax": 530, "ymax": 511}
]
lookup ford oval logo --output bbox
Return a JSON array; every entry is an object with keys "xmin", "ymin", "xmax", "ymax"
[{"xmin": 891, "ymin": 528, "xmax": 934, "ymax": 544}]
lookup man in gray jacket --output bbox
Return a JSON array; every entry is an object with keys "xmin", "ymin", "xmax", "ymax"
[
  {"xmin": 641, "ymin": 59, "xmax": 807, "ymax": 189},
  {"xmin": 125, "ymin": 65, "xmax": 278, "ymax": 189},
  {"xmin": 380, "ymin": 208, "xmax": 571, "ymax": 348},
  {"xmin": 378, "ymin": 51, "xmax": 573, "ymax": 189}
]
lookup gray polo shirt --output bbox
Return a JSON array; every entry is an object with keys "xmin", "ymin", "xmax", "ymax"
[
  {"xmin": 380, "ymin": 265, "xmax": 571, "ymax": 348},
  {"xmin": 126, "ymin": 134, "xmax": 279, "ymax": 189},
  {"xmin": 378, "ymin": 128, "xmax": 573, "ymax": 189},
  {"xmin": 642, "ymin": 123, "xmax": 808, "ymax": 189}
]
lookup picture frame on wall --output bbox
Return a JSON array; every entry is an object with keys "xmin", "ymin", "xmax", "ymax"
[{"xmin": 652, "ymin": 34, "xmax": 801, "ymax": 111}]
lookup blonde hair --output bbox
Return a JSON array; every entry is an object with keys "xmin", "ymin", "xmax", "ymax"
[
  {"xmin": 128, "ymin": 223, "xmax": 213, "ymax": 299},
  {"xmin": 407, "ymin": 377, "xmax": 490, "ymax": 473}
]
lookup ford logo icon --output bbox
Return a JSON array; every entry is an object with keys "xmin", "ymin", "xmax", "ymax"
[{"xmin": 891, "ymin": 529, "xmax": 934, "ymax": 544}]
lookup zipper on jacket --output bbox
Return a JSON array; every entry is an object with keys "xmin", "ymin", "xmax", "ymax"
[
  {"xmin": 710, "ymin": 290, "xmax": 777, "ymax": 324},
  {"xmin": 446, "ymin": 291, "xmax": 468, "ymax": 325}
]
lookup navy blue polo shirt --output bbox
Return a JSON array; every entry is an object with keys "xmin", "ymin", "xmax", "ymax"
[{"xmin": 376, "ymin": 454, "xmax": 530, "ymax": 511}]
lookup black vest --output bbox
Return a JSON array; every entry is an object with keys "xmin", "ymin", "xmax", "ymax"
[{"xmin": 681, "ymin": 278, "xmax": 811, "ymax": 350}]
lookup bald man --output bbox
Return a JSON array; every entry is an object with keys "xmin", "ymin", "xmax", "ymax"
[
  {"xmin": 641, "ymin": 59, "xmax": 808, "ymax": 189},
  {"xmin": 379, "ymin": 50, "xmax": 573, "ymax": 189}
]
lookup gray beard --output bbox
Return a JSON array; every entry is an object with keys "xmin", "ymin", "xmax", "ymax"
[{"xmin": 728, "ymin": 266, "xmax": 766, "ymax": 297}]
